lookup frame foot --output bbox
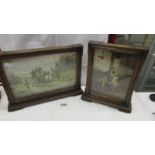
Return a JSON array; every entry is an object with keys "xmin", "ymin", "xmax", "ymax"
[
  {"xmin": 81, "ymin": 94, "xmax": 92, "ymax": 102},
  {"xmin": 118, "ymin": 102, "xmax": 132, "ymax": 113},
  {"xmin": 82, "ymin": 94, "xmax": 132, "ymax": 113},
  {"xmin": 8, "ymin": 104, "xmax": 24, "ymax": 112}
]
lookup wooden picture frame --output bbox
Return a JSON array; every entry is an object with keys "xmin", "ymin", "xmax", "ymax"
[
  {"xmin": 0, "ymin": 44, "xmax": 83, "ymax": 111},
  {"xmin": 82, "ymin": 41, "xmax": 148, "ymax": 113}
]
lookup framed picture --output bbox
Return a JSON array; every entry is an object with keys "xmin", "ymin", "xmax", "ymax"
[
  {"xmin": 0, "ymin": 44, "xmax": 83, "ymax": 111},
  {"xmin": 82, "ymin": 41, "xmax": 148, "ymax": 113}
]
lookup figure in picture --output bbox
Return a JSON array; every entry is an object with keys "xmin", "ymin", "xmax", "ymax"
[
  {"xmin": 111, "ymin": 68, "xmax": 120, "ymax": 92},
  {"xmin": 4, "ymin": 52, "xmax": 77, "ymax": 98},
  {"xmin": 24, "ymin": 77, "xmax": 31, "ymax": 90},
  {"xmin": 91, "ymin": 49, "xmax": 135, "ymax": 100}
]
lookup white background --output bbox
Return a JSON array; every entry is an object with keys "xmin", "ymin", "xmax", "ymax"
[
  {"xmin": 0, "ymin": 86, "xmax": 155, "ymax": 121},
  {"xmin": 0, "ymin": 0, "xmax": 155, "ymax": 155},
  {"xmin": 0, "ymin": 34, "xmax": 108, "ymax": 66}
]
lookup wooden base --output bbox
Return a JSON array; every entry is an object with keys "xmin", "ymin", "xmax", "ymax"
[
  {"xmin": 8, "ymin": 88, "xmax": 83, "ymax": 112},
  {"xmin": 81, "ymin": 93, "xmax": 131, "ymax": 113},
  {"xmin": 118, "ymin": 103, "xmax": 131, "ymax": 113}
]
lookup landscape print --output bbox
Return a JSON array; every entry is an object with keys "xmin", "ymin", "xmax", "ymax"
[
  {"xmin": 91, "ymin": 48, "xmax": 137, "ymax": 101},
  {"xmin": 3, "ymin": 52, "xmax": 77, "ymax": 99}
]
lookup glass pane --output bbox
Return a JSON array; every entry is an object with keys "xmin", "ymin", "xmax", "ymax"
[
  {"xmin": 90, "ymin": 48, "xmax": 138, "ymax": 102},
  {"xmin": 114, "ymin": 34, "xmax": 154, "ymax": 47},
  {"xmin": 144, "ymin": 62, "xmax": 155, "ymax": 91},
  {"xmin": 2, "ymin": 52, "xmax": 77, "ymax": 99}
]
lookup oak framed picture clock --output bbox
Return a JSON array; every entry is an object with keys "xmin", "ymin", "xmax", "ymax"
[
  {"xmin": 82, "ymin": 41, "xmax": 148, "ymax": 113},
  {"xmin": 0, "ymin": 44, "xmax": 83, "ymax": 111}
]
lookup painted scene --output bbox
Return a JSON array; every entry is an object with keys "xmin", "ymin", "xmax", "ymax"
[
  {"xmin": 91, "ymin": 48, "xmax": 138, "ymax": 101},
  {"xmin": 3, "ymin": 52, "xmax": 77, "ymax": 99}
]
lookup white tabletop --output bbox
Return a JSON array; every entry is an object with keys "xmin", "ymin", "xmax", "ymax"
[{"xmin": 0, "ymin": 86, "xmax": 155, "ymax": 121}]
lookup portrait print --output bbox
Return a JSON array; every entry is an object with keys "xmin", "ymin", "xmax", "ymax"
[{"xmin": 91, "ymin": 48, "xmax": 138, "ymax": 101}]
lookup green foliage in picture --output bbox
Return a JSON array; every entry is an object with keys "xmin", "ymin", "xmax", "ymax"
[{"xmin": 3, "ymin": 52, "xmax": 77, "ymax": 99}]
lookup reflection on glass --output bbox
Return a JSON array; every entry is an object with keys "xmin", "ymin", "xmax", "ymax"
[
  {"xmin": 90, "ymin": 48, "xmax": 138, "ymax": 101},
  {"xmin": 3, "ymin": 52, "xmax": 77, "ymax": 99},
  {"xmin": 144, "ymin": 63, "xmax": 155, "ymax": 91}
]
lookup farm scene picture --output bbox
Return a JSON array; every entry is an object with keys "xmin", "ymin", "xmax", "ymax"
[
  {"xmin": 3, "ymin": 52, "xmax": 77, "ymax": 99},
  {"xmin": 91, "ymin": 48, "xmax": 137, "ymax": 101}
]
